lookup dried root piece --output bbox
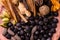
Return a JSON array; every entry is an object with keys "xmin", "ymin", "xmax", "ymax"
[
  {"xmin": 26, "ymin": 0, "xmax": 36, "ymax": 16},
  {"xmin": 14, "ymin": 5, "xmax": 28, "ymax": 23},
  {"xmin": 18, "ymin": 2, "xmax": 31, "ymax": 17}
]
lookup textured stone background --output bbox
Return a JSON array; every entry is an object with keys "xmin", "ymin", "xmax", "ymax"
[{"xmin": 0, "ymin": 10, "xmax": 60, "ymax": 40}]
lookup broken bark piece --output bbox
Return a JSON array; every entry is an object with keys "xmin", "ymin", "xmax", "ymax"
[
  {"xmin": 14, "ymin": 5, "xmax": 28, "ymax": 23},
  {"xmin": 26, "ymin": 0, "xmax": 36, "ymax": 16},
  {"xmin": 39, "ymin": 5, "xmax": 50, "ymax": 16},
  {"xmin": 6, "ymin": 0, "xmax": 17, "ymax": 22},
  {"xmin": 18, "ymin": 2, "xmax": 31, "ymax": 17}
]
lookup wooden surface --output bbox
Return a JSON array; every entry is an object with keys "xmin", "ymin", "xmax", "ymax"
[{"xmin": 0, "ymin": 10, "xmax": 60, "ymax": 40}]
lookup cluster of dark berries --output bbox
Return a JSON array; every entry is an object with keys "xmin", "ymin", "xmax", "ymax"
[
  {"xmin": 2, "ymin": 0, "xmax": 59, "ymax": 40},
  {"xmin": 2, "ymin": 11, "xmax": 58, "ymax": 40}
]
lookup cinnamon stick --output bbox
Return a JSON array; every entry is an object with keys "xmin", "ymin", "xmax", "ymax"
[
  {"xmin": 2, "ymin": 0, "xmax": 16, "ymax": 21},
  {"xmin": 6, "ymin": 0, "xmax": 17, "ymax": 22}
]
